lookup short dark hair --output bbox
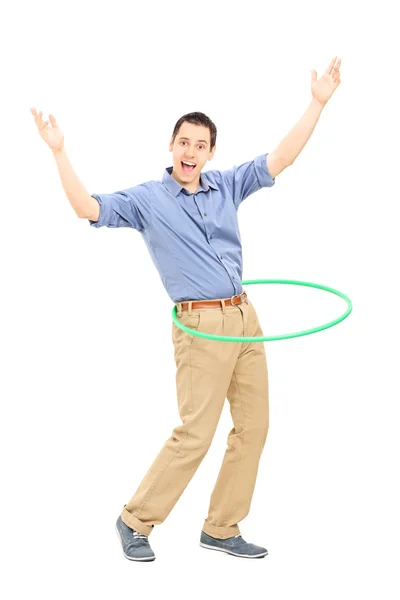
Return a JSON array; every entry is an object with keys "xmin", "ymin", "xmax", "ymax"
[{"xmin": 171, "ymin": 111, "xmax": 217, "ymax": 152}]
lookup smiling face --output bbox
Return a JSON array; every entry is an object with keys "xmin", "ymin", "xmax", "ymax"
[{"xmin": 169, "ymin": 121, "xmax": 216, "ymax": 192}]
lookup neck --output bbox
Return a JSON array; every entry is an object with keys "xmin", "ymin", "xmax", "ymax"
[{"xmin": 171, "ymin": 169, "xmax": 200, "ymax": 194}]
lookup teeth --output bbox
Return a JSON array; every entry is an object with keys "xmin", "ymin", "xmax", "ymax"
[{"xmin": 182, "ymin": 161, "xmax": 196, "ymax": 166}]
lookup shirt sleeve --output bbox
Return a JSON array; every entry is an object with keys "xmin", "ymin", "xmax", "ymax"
[
  {"xmin": 216, "ymin": 152, "xmax": 275, "ymax": 210},
  {"xmin": 88, "ymin": 183, "xmax": 152, "ymax": 231}
]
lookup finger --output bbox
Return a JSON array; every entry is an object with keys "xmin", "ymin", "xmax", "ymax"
[
  {"xmin": 31, "ymin": 108, "xmax": 45, "ymax": 131},
  {"xmin": 35, "ymin": 110, "xmax": 43, "ymax": 127},
  {"xmin": 333, "ymin": 57, "xmax": 341, "ymax": 75},
  {"xmin": 39, "ymin": 112, "xmax": 50, "ymax": 130},
  {"xmin": 326, "ymin": 56, "xmax": 337, "ymax": 75},
  {"xmin": 33, "ymin": 110, "xmax": 41, "ymax": 127},
  {"xmin": 325, "ymin": 57, "xmax": 335, "ymax": 74},
  {"xmin": 31, "ymin": 108, "xmax": 40, "ymax": 122}
]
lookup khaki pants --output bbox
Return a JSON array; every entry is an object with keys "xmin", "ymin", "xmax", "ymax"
[{"xmin": 121, "ymin": 292, "xmax": 269, "ymax": 539}]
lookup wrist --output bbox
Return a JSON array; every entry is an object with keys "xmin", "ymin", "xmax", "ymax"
[
  {"xmin": 311, "ymin": 97, "xmax": 326, "ymax": 110},
  {"xmin": 52, "ymin": 145, "xmax": 65, "ymax": 157}
]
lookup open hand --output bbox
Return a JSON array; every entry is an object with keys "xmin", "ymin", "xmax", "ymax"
[
  {"xmin": 311, "ymin": 56, "xmax": 341, "ymax": 107},
  {"xmin": 30, "ymin": 108, "xmax": 64, "ymax": 153}
]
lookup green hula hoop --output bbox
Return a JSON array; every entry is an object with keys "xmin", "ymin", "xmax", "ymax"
[{"xmin": 172, "ymin": 279, "xmax": 353, "ymax": 342}]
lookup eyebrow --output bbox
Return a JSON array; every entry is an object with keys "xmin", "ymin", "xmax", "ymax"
[{"xmin": 179, "ymin": 137, "xmax": 208, "ymax": 145}]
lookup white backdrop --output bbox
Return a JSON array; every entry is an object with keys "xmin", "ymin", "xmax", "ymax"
[{"xmin": 1, "ymin": 0, "xmax": 399, "ymax": 597}]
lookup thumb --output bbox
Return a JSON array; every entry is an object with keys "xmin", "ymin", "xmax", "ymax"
[
  {"xmin": 311, "ymin": 69, "xmax": 317, "ymax": 82},
  {"xmin": 49, "ymin": 114, "xmax": 57, "ymax": 127}
]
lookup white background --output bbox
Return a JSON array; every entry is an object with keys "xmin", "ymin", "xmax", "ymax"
[{"xmin": 1, "ymin": 0, "xmax": 399, "ymax": 597}]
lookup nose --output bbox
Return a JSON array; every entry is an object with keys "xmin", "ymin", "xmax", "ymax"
[{"xmin": 184, "ymin": 145, "xmax": 195, "ymax": 158}]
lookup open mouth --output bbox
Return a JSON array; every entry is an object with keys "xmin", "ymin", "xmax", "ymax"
[{"xmin": 181, "ymin": 161, "xmax": 196, "ymax": 173}]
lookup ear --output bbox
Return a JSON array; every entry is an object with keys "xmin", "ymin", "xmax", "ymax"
[{"xmin": 169, "ymin": 137, "xmax": 174, "ymax": 152}]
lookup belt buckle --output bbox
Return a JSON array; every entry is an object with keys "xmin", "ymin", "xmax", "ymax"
[{"xmin": 230, "ymin": 292, "xmax": 243, "ymax": 306}]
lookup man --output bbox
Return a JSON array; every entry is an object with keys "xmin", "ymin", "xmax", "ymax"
[{"xmin": 31, "ymin": 56, "xmax": 341, "ymax": 562}]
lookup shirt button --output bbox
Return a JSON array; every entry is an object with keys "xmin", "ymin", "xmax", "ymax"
[
  {"xmin": 204, "ymin": 212, "xmax": 207, "ymax": 216},
  {"xmin": 210, "ymin": 234, "xmax": 213, "ymax": 239}
]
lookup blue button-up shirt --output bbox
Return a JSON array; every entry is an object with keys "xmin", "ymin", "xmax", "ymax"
[{"xmin": 89, "ymin": 152, "xmax": 275, "ymax": 302}]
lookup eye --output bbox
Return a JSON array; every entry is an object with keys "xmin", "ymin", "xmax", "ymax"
[{"xmin": 180, "ymin": 141, "xmax": 205, "ymax": 149}]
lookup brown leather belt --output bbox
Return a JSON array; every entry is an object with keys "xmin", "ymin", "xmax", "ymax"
[{"xmin": 176, "ymin": 291, "xmax": 247, "ymax": 311}]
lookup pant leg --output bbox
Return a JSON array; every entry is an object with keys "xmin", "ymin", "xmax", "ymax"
[
  {"xmin": 121, "ymin": 301, "xmax": 242, "ymax": 536},
  {"xmin": 202, "ymin": 298, "xmax": 270, "ymax": 539}
]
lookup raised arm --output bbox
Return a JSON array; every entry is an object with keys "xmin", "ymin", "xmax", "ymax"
[
  {"xmin": 266, "ymin": 56, "xmax": 342, "ymax": 178},
  {"xmin": 30, "ymin": 108, "xmax": 98, "ymax": 218}
]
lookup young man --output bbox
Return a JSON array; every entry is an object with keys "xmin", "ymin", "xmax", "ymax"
[{"xmin": 30, "ymin": 56, "xmax": 341, "ymax": 562}]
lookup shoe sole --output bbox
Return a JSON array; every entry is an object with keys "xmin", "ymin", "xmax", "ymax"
[
  {"xmin": 115, "ymin": 523, "xmax": 156, "ymax": 562},
  {"xmin": 199, "ymin": 542, "xmax": 268, "ymax": 559}
]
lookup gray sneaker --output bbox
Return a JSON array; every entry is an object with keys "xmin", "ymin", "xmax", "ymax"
[
  {"xmin": 115, "ymin": 516, "xmax": 155, "ymax": 561},
  {"xmin": 200, "ymin": 530, "xmax": 268, "ymax": 559}
]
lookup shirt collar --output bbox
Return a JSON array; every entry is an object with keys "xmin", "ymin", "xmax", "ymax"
[{"xmin": 162, "ymin": 166, "xmax": 219, "ymax": 197}]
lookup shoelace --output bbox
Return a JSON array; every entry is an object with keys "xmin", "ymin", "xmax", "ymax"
[{"xmin": 132, "ymin": 530, "xmax": 148, "ymax": 540}]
